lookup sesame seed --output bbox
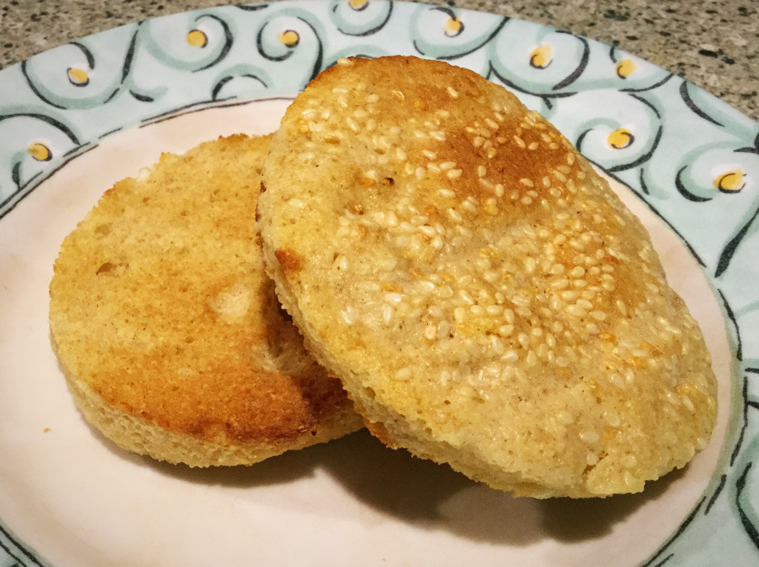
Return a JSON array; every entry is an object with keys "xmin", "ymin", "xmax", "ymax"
[
  {"xmin": 462, "ymin": 200, "xmax": 478, "ymax": 213},
  {"xmin": 382, "ymin": 304, "xmax": 394, "ymax": 324},
  {"xmin": 358, "ymin": 281, "xmax": 380, "ymax": 292},
  {"xmin": 512, "ymin": 295, "xmax": 531, "ymax": 308},
  {"xmin": 485, "ymin": 118, "xmax": 499, "ymax": 129},
  {"xmin": 503, "ymin": 350, "xmax": 519, "ymax": 363},
  {"xmin": 579, "ymin": 430, "xmax": 599, "ymax": 444},
  {"xmin": 335, "ymin": 255, "xmax": 349, "ymax": 270},
  {"xmin": 517, "ymin": 333, "xmax": 530, "ymax": 349},
  {"xmin": 603, "ymin": 411, "xmax": 621, "ymax": 427},
  {"xmin": 567, "ymin": 305, "xmax": 586, "ymax": 317},
  {"xmin": 337, "ymin": 57, "xmax": 353, "ymax": 66},
  {"xmin": 570, "ymin": 266, "xmax": 586, "ymax": 278},
  {"xmin": 567, "ymin": 153, "xmax": 576, "ymax": 165},
  {"xmin": 447, "ymin": 86, "xmax": 459, "ymax": 98},
  {"xmin": 415, "ymin": 167, "xmax": 426, "ymax": 179},
  {"xmin": 424, "ymin": 323, "xmax": 437, "ymax": 340},
  {"xmin": 437, "ymin": 320, "xmax": 450, "ymax": 339},
  {"xmin": 422, "ymin": 150, "xmax": 437, "ymax": 159},
  {"xmin": 448, "ymin": 208, "xmax": 463, "ymax": 222},
  {"xmin": 557, "ymin": 411, "xmax": 574, "ymax": 424},
  {"xmin": 396, "ymin": 367, "xmax": 411, "ymax": 380},
  {"xmin": 666, "ymin": 390, "xmax": 681, "ymax": 406},
  {"xmin": 366, "ymin": 119, "xmax": 376, "ymax": 131},
  {"xmin": 587, "ymin": 452, "xmax": 599, "ymax": 466},
  {"xmin": 384, "ymin": 292, "xmax": 403, "ymax": 305},
  {"xmin": 528, "ymin": 142, "xmax": 539, "ymax": 151},
  {"xmin": 616, "ymin": 300, "xmax": 628, "ymax": 316},
  {"xmin": 513, "ymin": 135, "xmax": 526, "ymax": 149},
  {"xmin": 488, "ymin": 336, "xmax": 505, "ymax": 354},
  {"xmin": 622, "ymin": 455, "xmax": 638, "ymax": 469},
  {"xmin": 340, "ymin": 307, "xmax": 356, "ymax": 325},
  {"xmin": 346, "ymin": 117, "xmax": 359, "ymax": 131},
  {"xmin": 610, "ymin": 373, "xmax": 625, "ymax": 388},
  {"xmin": 367, "ymin": 93, "xmax": 379, "ymax": 103},
  {"xmin": 430, "ymin": 131, "xmax": 447, "ymax": 141},
  {"xmin": 526, "ymin": 350, "xmax": 538, "ymax": 366},
  {"xmin": 556, "ymin": 356, "xmax": 570, "ymax": 367},
  {"xmin": 447, "ymin": 169, "xmax": 463, "ymax": 179},
  {"xmin": 419, "ymin": 225, "xmax": 436, "ymax": 238},
  {"xmin": 682, "ymin": 396, "xmax": 695, "ymax": 412},
  {"xmin": 440, "ymin": 161, "xmax": 457, "ymax": 170},
  {"xmin": 332, "ymin": 87, "xmax": 348, "ymax": 94},
  {"xmin": 477, "ymin": 165, "xmax": 487, "ymax": 177},
  {"xmin": 428, "ymin": 306, "xmax": 445, "ymax": 319}
]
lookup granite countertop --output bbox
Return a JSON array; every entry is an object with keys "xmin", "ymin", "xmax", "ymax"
[{"xmin": 0, "ymin": 0, "xmax": 756, "ymax": 122}]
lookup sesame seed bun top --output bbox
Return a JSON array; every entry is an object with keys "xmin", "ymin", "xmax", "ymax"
[{"xmin": 258, "ymin": 56, "xmax": 717, "ymax": 497}]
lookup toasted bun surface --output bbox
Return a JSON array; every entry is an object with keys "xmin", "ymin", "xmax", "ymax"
[
  {"xmin": 257, "ymin": 57, "xmax": 717, "ymax": 497},
  {"xmin": 50, "ymin": 134, "xmax": 362, "ymax": 467}
]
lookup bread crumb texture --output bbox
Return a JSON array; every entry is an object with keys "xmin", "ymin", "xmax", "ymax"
[
  {"xmin": 50, "ymin": 134, "xmax": 362, "ymax": 467},
  {"xmin": 258, "ymin": 56, "xmax": 718, "ymax": 497}
]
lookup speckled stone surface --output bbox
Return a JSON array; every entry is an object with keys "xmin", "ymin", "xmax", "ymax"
[{"xmin": 0, "ymin": 0, "xmax": 756, "ymax": 121}]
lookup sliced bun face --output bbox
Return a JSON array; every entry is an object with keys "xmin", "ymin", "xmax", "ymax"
[{"xmin": 50, "ymin": 135, "xmax": 362, "ymax": 467}]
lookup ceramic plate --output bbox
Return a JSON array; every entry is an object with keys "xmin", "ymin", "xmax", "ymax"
[{"xmin": 1, "ymin": 1, "xmax": 757, "ymax": 565}]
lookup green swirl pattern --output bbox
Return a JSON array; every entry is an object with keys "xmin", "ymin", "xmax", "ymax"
[{"xmin": 1, "ymin": 1, "xmax": 758, "ymax": 565}]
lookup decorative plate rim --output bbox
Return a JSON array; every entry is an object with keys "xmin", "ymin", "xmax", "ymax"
[{"xmin": 1, "ymin": 1, "xmax": 758, "ymax": 565}]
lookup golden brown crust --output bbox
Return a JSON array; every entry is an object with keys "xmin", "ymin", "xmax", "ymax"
[
  {"xmin": 49, "ymin": 134, "xmax": 362, "ymax": 466},
  {"xmin": 258, "ymin": 57, "xmax": 718, "ymax": 496}
]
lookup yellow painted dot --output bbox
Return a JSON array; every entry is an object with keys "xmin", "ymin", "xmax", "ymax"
[
  {"xmin": 714, "ymin": 168, "xmax": 746, "ymax": 192},
  {"xmin": 530, "ymin": 45, "xmax": 552, "ymax": 69},
  {"xmin": 348, "ymin": 0, "xmax": 368, "ymax": 9},
  {"xmin": 28, "ymin": 143, "xmax": 52, "ymax": 162},
  {"xmin": 279, "ymin": 30, "xmax": 300, "ymax": 47},
  {"xmin": 444, "ymin": 17, "xmax": 464, "ymax": 37},
  {"xmin": 67, "ymin": 67, "xmax": 89, "ymax": 86},
  {"xmin": 186, "ymin": 29, "xmax": 208, "ymax": 47},
  {"xmin": 607, "ymin": 128, "xmax": 634, "ymax": 150},
  {"xmin": 616, "ymin": 59, "xmax": 637, "ymax": 78}
]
